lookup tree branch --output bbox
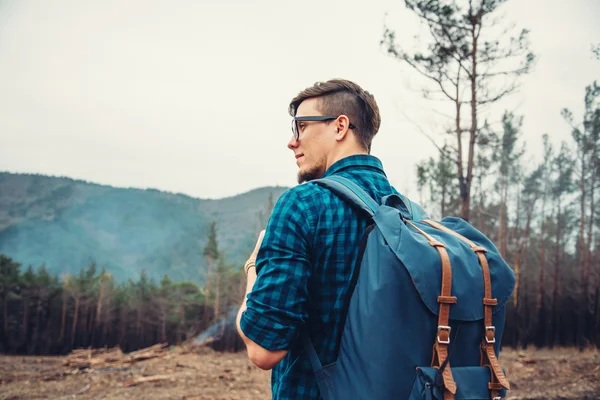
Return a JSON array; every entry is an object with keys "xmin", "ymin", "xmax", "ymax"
[
  {"xmin": 479, "ymin": 66, "xmax": 530, "ymax": 78},
  {"xmin": 399, "ymin": 108, "xmax": 462, "ymax": 165},
  {"xmin": 400, "ymin": 55, "xmax": 459, "ymax": 102},
  {"xmin": 477, "ymin": 84, "xmax": 519, "ymax": 105},
  {"xmin": 411, "ymin": 9, "xmax": 471, "ymax": 33}
]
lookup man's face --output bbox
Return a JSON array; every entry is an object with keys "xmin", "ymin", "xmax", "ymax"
[{"xmin": 288, "ymin": 98, "xmax": 336, "ymax": 184}]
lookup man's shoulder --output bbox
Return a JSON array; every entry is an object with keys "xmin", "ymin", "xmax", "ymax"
[
  {"xmin": 279, "ymin": 182, "xmax": 329, "ymax": 202},
  {"xmin": 271, "ymin": 182, "xmax": 345, "ymax": 221}
]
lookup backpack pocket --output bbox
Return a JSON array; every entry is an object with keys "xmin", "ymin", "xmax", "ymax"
[{"xmin": 409, "ymin": 366, "xmax": 507, "ymax": 400}]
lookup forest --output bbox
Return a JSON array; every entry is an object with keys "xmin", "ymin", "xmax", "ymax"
[{"xmin": 0, "ymin": 219, "xmax": 251, "ymax": 355}]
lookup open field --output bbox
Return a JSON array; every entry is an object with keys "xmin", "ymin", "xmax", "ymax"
[{"xmin": 0, "ymin": 347, "xmax": 598, "ymax": 399}]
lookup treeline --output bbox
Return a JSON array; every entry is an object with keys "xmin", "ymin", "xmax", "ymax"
[
  {"xmin": 0, "ymin": 221, "xmax": 248, "ymax": 355},
  {"xmin": 416, "ymin": 82, "xmax": 600, "ymax": 348}
]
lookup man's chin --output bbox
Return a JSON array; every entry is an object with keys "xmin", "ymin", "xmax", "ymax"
[{"xmin": 297, "ymin": 166, "xmax": 321, "ymax": 184}]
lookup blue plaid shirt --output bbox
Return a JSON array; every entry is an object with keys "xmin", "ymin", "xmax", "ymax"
[{"xmin": 240, "ymin": 155, "xmax": 398, "ymax": 399}]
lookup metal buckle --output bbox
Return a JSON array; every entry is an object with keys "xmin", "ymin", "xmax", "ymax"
[
  {"xmin": 437, "ymin": 325, "xmax": 451, "ymax": 344},
  {"xmin": 485, "ymin": 326, "xmax": 496, "ymax": 344}
]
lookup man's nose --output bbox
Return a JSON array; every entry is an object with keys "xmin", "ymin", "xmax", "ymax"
[{"xmin": 288, "ymin": 135, "xmax": 299, "ymax": 150}]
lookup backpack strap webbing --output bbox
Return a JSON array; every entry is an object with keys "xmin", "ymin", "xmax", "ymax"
[
  {"xmin": 405, "ymin": 220, "xmax": 457, "ymax": 399},
  {"xmin": 422, "ymin": 220, "xmax": 510, "ymax": 400},
  {"xmin": 313, "ymin": 176, "xmax": 378, "ymax": 217}
]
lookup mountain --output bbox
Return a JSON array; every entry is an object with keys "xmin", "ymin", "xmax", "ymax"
[{"xmin": 0, "ymin": 172, "xmax": 287, "ymax": 283}]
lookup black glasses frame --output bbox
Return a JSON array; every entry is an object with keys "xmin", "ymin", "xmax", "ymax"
[{"xmin": 291, "ymin": 115, "xmax": 356, "ymax": 140}]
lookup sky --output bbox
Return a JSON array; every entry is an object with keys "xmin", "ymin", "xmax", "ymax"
[{"xmin": 0, "ymin": 0, "xmax": 598, "ymax": 200}]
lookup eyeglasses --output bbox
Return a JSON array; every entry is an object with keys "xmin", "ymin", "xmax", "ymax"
[{"xmin": 291, "ymin": 115, "xmax": 355, "ymax": 141}]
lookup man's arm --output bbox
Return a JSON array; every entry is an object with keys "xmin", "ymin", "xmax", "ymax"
[
  {"xmin": 236, "ymin": 189, "xmax": 312, "ymax": 371},
  {"xmin": 236, "ymin": 256, "xmax": 287, "ymax": 370}
]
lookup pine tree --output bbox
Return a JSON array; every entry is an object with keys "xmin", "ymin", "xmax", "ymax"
[
  {"xmin": 382, "ymin": 0, "xmax": 534, "ymax": 220},
  {"xmin": 492, "ymin": 111, "xmax": 525, "ymax": 259},
  {"xmin": 203, "ymin": 221, "xmax": 220, "ymax": 326},
  {"xmin": 550, "ymin": 143, "xmax": 575, "ymax": 347}
]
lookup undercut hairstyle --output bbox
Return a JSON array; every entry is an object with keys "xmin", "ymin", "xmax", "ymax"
[{"xmin": 288, "ymin": 79, "xmax": 381, "ymax": 152}]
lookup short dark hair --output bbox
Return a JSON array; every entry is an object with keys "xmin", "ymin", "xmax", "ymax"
[{"xmin": 288, "ymin": 79, "xmax": 381, "ymax": 151}]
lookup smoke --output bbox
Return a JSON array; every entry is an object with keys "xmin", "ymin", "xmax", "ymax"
[{"xmin": 194, "ymin": 306, "xmax": 238, "ymax": 346}]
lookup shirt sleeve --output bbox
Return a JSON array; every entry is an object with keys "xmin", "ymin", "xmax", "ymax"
[{"xmin": 240, "ymin": 188, "xmax": 314, "ymax": 351}]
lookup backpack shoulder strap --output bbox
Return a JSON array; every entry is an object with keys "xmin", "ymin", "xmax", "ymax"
[{"xmin": 313, "ymin": 175, "xmax": 378, "ymax": 217}]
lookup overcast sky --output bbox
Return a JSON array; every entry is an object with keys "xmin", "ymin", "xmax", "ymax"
[{"xmin": 0, "ymin": 0, "xmax": 598, "ymax": 199}]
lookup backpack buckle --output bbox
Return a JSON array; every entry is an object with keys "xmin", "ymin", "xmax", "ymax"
[
  {"xmin": 437, "ymin": 325, "xmax": 451, "ymax": 344},
  {"xmin": 485, "ymin": 326, "xmax": 496, "ymax": 344}
]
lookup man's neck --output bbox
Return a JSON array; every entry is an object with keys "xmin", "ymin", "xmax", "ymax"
[{"xmin": 325, "ymin": 147, "xmax": 369, "ymax": 171}]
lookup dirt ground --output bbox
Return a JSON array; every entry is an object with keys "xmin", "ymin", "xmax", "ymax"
[{"xmin": 0, "ymin": 347, "xmax": 598, "ymax": 400}]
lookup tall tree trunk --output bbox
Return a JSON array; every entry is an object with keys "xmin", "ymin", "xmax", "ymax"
[
  {"xmin": 513, "ymin": 201, "xmax": 534, "ymax": 309},
  {"xmin": 203, "ymin": 258, "xmax": 214, "ymax": 328},
  {"xmin": 136, "ymin": 306, "xmax": 144, "ymax": 347},
  {"xmin": 96, "ymin": 281, "xmax": 105, "ymax": 327},
  {"xmin": 161, "ymin": 311, "xmax": 167, "ymax": 343},
  {"xmin": 520, "ymin": 274, "xmax": 529, "ymax": 348},
  {"xmin": 584, "ymin": 152, "xmax": 596, "ymax": 344},
  {"xmin": 454, "ymin": 72, "xmax": 466, "ymax": 221},
  {"xmin": 136, "ymin": 303, "xmax": 141, "ymax": 338},
  {"xmin": 513, "ymin": 250, "xmax": 521, "ymax": 307},
  {"xmin": 441, "ymin": 184, "xmax": 447, "ymax": 218},
  {"xmin": 71, "ymin": 297, "xmax": 80, "ymax": 347},
  {"xmin": 80, "ymin": 303, "xmax": 86, "ymax": 341},
  {"xmin": 478, "ymin": 179, "xmax": 484, "ymax": 231},
  {"xmin": 594, "ymin": 285, "xmax": 600, "ymax": 344},
  {"xmin": 140, "ymin": 319, "xmax": 145, "ymax": 347},
  {"xmin": 34, "ymin": 298, "xmax": 42, "ymax": 353},
  {"xmin": 497, "ymin": 179, "xmax": 506, "ymax": 259},
  {"xmin": 579, "ymin": 159, "xmax": 586, "ymax": 272},
  {"xmin": 82, "ymin": 304, "xmax": 90, "ymax": 347},
  {"xmin": 60, "ymin": 292, "xmax": 68, "ymax": 341},
  {"xmin": 22, "ymin": 298, "xmax": 29, "ymax": 340},
  {"xmin": 536, "ymin": 191, "xmax": 548, "ymax": 347},
  {"xmin": 102, "ymin": 304, "xmax": 110, "ymax": 345},
  {"xmin": 87, "ymin": 305, "xmax": 94, "ymax": 337},
  {"xmin": 578, "ymin": 156, "xmax": 587, "ymax": 350},
  {"xmin": 215, "ymin": 275, "xmax": 221, "ymax": 322},
  {"xmin": 3, "ymin": 294, "xmax": 8, "ymax": 338},
  {"xmin": 462, "ymin": 11, "xmax": 479, "ymax": 222},
  {"xmin": 177, "ymin": 304, "xmax": 184, "ymax": 345},
  {"xmin": 552, "ymin": 203, "xmax": 561, "ymax": 348},
  {"xmin": 119, "ymin": 307, "xmax": 127, "ymax": 346},
  {"xmin": 511, "ymin": 183, "xmax": 521, "ymax": 256}
]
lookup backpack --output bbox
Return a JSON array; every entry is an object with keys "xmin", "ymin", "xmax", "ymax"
[{"xmin": 302, "ymin": 175, "xmax": 516, "ymax": 400}]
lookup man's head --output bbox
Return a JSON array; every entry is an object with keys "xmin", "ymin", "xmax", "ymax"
[{"xmin": 287, "ymin": 79, "xmax": 381, "ymax": 183}]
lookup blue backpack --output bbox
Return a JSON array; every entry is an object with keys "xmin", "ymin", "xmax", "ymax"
[{"xmin": 303, "ymin": 176, "xmax": 515, "ymax": 400}]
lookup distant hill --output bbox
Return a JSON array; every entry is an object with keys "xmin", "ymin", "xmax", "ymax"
[{"xmin": 0, "ymin": 172, "xmax": 287, "ymax": 283}]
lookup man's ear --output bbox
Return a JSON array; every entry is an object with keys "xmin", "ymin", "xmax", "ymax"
[{"xmin": 335, "ymin": 115, "xmax": 351, "ymax": 142}]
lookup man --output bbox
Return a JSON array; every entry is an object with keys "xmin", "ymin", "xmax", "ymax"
[{"xmin": 236, "ymin": 79, "xmax": 399, "ymax": 399}]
